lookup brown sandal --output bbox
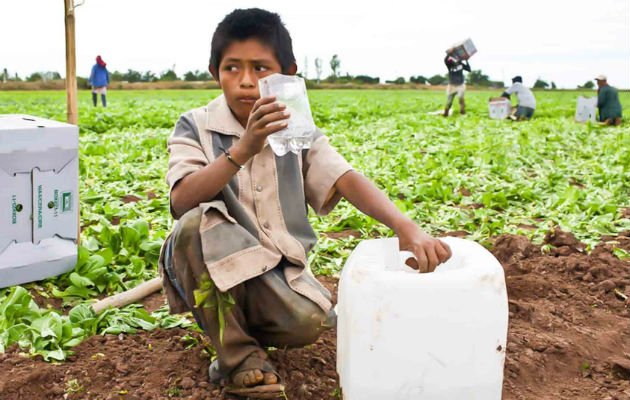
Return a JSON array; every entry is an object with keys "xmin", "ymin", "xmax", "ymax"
[{"xmin": 225, "ymin": 353, "xmax": 285, "ymax": 399}]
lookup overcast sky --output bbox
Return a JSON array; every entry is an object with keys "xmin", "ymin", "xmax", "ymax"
[{"xmin": 1, "ymin": 0, "xmax": 629, "ymax": 88}]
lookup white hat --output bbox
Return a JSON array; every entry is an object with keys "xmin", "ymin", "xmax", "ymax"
[{"xmin": 595, "ymin": 74, "xmax": 607, "ymax": 81}]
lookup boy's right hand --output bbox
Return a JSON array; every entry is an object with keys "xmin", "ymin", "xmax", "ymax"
[{"xmin": 234, "ymin": 96, "xmax": 290, "ymax": 160}]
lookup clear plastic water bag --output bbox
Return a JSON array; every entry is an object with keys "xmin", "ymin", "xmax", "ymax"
[{"xmin": 258, "ymin": 74, "xmax": 316, "ymax": 156}]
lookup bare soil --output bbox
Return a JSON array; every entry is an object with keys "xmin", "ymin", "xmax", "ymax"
[{"xmin": 1, "ymin": 232, "xmax": 628, "ymax": 400}]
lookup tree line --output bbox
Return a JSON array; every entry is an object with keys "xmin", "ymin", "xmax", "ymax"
[
  {"xmin": 0, "ymin": 68, "xmax": 211, "ymax": 84},
  {"xmin": 1, "ymin": 59, "xmax": 599, "ymax": 89}
]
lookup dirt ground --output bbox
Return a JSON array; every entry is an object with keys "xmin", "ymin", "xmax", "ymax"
[{"xmin": 1, "ymin": 231, "xmax": 628, "ymax": 400}]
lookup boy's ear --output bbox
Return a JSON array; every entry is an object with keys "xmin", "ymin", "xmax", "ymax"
[
  {"xmin": 287, "ymin": 62, "xmax": 297, "ymax": 76},
  {"xmin": 209, "ymin": 65, "xmax": 220, "ymax": 85}
]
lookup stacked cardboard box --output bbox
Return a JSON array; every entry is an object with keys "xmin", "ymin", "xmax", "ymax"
[
  {"xmin": 448, "ymin": 38, "xmax": 477, "ymax": 60},
  {"xmin": 0, "ymin": 115, "xmax": 78, "ymax": 288}
]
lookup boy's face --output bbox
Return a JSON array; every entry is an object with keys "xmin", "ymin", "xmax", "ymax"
[{"xmin": 211, "ymin": 38, "xmax": 293, "ymax": 127}]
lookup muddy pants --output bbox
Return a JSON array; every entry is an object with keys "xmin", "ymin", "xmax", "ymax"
[{"xmin": 161, "ymin": 208, "xmax": 332, "ymax": 375}]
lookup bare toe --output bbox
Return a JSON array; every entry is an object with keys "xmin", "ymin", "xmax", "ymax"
[
  {"xmin": 238, "ymin": 369, "xmax": 263, "ymax": 387},
  {"xmin": 263, "ymin": 372, "xmax": 278, "ymax": 385}
]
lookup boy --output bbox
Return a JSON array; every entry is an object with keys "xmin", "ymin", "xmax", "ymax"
[
  {"xmin": 159, "ymin": 8, "xmax": 451, "ymax": 398},
  {"xmin": 501, "ymin": 76, "xmax": 536, "ymax": 120},
  {"xmin": 443, "ymin": 51, "xmax": 471, "ymax": 117}
]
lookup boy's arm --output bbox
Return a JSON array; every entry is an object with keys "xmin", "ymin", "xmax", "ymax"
[
  {"xmin": 171, "ymin": 97, "xmax": 288, "ymax": 218},
  {"xmin": 335, "ymin": 171, "xmax": 451, "ymax": 272},
  {"xmin": 170, "ymin": 149, "xmax": 247, "ymax": 218}
]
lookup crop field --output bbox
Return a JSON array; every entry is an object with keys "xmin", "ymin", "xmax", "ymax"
[{"xmin": 1, "ymin": 89, "xmax": 629, "ymax": 399}]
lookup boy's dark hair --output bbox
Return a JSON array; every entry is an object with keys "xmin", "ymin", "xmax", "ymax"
[
  {"xmin": 210, "ymin": 8, "xmax": 295, "ymax": 74},
  {"xmin": 512, "ymin": 76, "xmax": 523, "ymax": 83}
]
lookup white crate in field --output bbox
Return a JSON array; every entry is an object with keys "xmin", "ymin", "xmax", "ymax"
[
  {"xmin": 488, "ymin": 98, "xmax": 511, "ymax": 120},
  {"xmin": 0, "ymin": 115, "xmax": 78, "ymax": 288},
  {"xmin": 575, "ymin": 96, "xmax": 597, "ymax": 122}
]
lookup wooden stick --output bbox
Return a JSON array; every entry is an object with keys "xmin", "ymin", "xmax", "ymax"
[
  {"xmin": 92, "ymin": 277, "xmax": 162, "ymax": 314},
  {"xmin": 64, "ymin": 0, "xmax": 78, "ymax": 125}
]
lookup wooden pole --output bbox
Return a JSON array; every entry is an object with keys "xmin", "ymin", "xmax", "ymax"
[
  {"xmin": 91, "ymin": 277, "xmax": 163, "ymax": 314},
  {"xmin": 64, "ymin": 0, "xmax": 78, "ymax": 125}
]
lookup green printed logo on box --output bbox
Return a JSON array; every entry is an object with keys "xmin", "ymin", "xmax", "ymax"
[
  {"xmin": 37, "ymin": 185, "xmax": 43, "ymax": 228},
  {"xmin": 62, "ymin": 192, "xmax": 72, "ymax": 212},
  {"xmin": 11, "ymin": 195, "xmax": 17, "ymax": 224}
]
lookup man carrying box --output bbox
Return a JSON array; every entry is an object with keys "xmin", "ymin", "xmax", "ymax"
[{"xmin": 443, "ymin": 51, "xmax": 471, "ymax": 117}]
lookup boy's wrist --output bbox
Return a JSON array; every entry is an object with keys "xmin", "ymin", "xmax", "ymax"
[
  {"xmin": 229, "ymin": 143, "xmax": 252, "ymax": 166},
  {"xmin": 391, "ymin": 216, "xmax": 416, "ymax": 236}
]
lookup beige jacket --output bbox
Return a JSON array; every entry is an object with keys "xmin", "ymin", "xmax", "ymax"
[{"xmin": 161, "ymin": 95, "xmax": 352, "ymax": 312}]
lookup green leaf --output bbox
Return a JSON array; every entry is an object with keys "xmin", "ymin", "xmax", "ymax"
[
  {"xmin": 69, "ymin": 303, "xmax": 96, "ymax": 323},
  {"xmin": 82, "ymin": 237, "xmax": 100, "ymax": 252},
  {"xmin": 69, "ymin": 272, "xmax": 95, "ymax": 289},
  {"xmin": 612, "ymin": 247, "xmax": 630, "ymax": 260}
]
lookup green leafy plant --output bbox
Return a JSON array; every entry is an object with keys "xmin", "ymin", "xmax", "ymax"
[
  {"xmin": 0, "ymin": 89, "xmax": 628, "ymax": 359},
  {"xmin": 0, "ymin": 287, "xmax": 192, "ymax": 360},
  {"xmin": 193, "ymin": 273, "xmax": 235, "ymax": 343}
]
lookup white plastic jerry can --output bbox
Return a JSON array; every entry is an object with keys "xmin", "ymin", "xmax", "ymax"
[{"xmin": 337, "ymin": 237, "xmax": 508, "ymax": 400}]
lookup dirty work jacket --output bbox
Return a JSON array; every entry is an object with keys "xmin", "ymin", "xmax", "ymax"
[{"xmin": 160, "ymin": 95, "xmax": 353, "ymax": 313}]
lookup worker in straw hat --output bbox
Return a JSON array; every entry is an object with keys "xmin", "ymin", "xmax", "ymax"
[{"xmin": 594, "ymin": 74, "xmax": 622, "ymax": 126}]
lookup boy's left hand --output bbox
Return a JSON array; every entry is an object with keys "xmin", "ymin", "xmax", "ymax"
[{"xmin": 395, "ymin": 221, "xmax": 451, "ymax": 273}]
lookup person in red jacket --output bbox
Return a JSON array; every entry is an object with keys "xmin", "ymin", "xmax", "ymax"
[{"xmin": 89, "ymin": 55, "xmax": 110, "ymax": 107}]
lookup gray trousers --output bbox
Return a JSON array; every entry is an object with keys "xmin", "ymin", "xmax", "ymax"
[
  {"xmin": 163, "ymin": 208, "xmax": 331, "ymax": 375},
  {"xmin": 515, "ymin": 106, "xmax": 535, "ymax": 119}
]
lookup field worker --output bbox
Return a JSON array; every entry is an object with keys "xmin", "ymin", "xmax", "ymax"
[
  {"xmin": 443, "ymin": 51, "xmax": 471, "ymax": 117},
  {"xmin": 595, "ymin": 74, "xmax": 622, "ymax": 126},
  {"xmin": 159, "ymin": 8, "xmax": 451, "ymax": 399},
  {"xmin": 501, "ymin": 76, "xmax": 536, "ymax": 120},
  {"xmin": 88, "ymin": 55, "xmax": 110, "ymax": 107}
]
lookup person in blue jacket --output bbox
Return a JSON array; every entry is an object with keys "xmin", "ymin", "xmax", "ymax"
[{"xmin": 89, "ymin": 55, "xmax": 110, "ymax": 107}]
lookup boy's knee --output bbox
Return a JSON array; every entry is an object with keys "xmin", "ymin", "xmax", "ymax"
[{"xmin": 286, "ymin": 306, "xmax": 330, "ymax": 345}]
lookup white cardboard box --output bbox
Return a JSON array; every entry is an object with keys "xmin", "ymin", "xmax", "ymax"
[
  {"xmin": 488, "ymin": 98, "xmax": 511, "ymax": 120},
  {"xmin": 448, "ymin": 38, "xmax": 477, "ymax": 60},
  {"xmin": 0, "ymin": 114, "xmax": 79, "ymax": 288}
]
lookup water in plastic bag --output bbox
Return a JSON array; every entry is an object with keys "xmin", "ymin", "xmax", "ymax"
[{"xmin": 258, "ymin": 74, "xmax": 316, "ymax": 156}]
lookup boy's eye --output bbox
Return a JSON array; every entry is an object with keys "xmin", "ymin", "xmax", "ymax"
[
  {"xmin": 255, "ymin": 65, "xmax": 269, "ymax": 72},
  {"xmin": 224, "ymin": 65, "xmax": 238, "ymax": 72}
]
